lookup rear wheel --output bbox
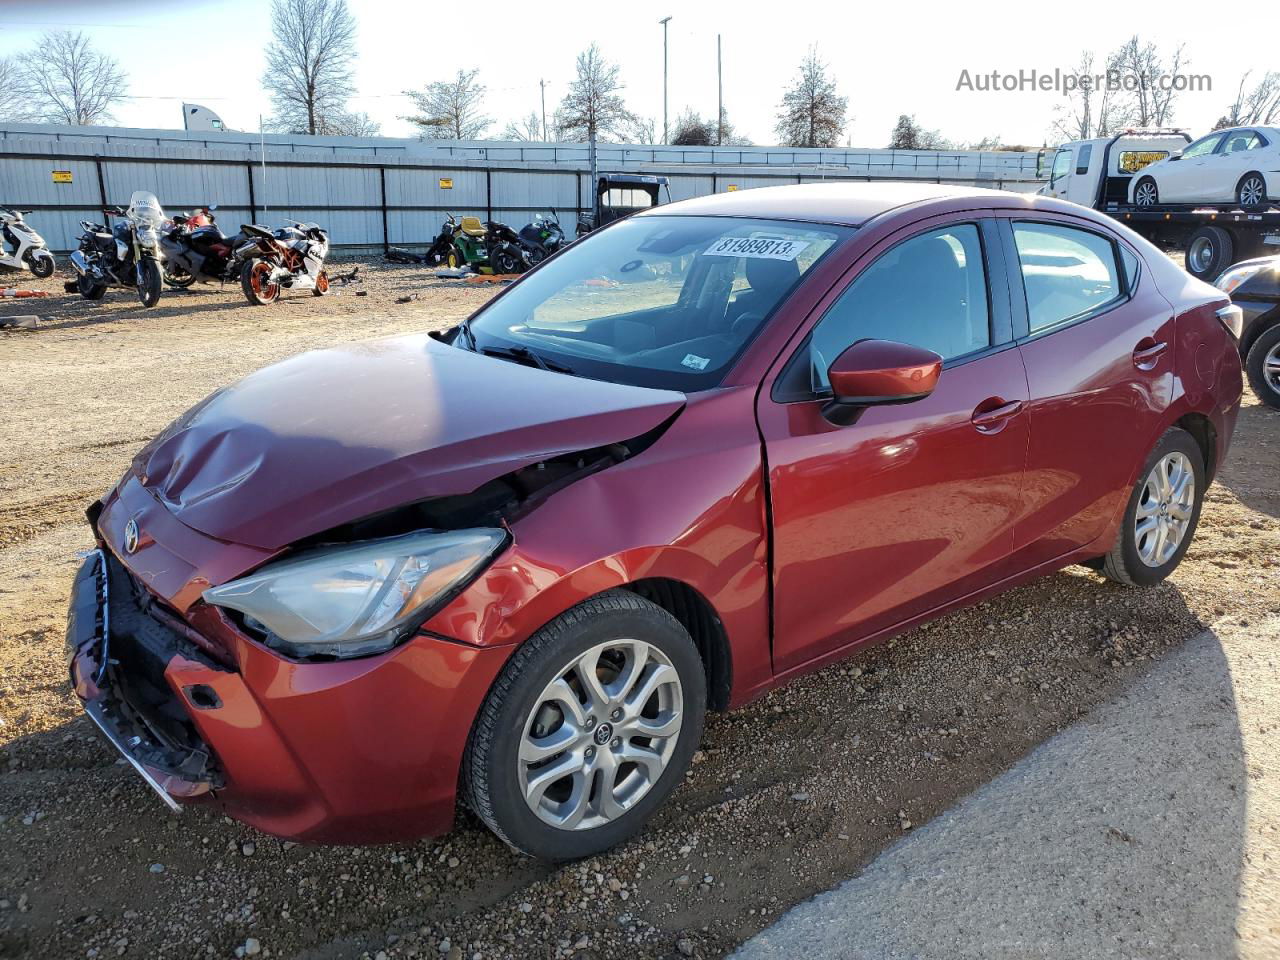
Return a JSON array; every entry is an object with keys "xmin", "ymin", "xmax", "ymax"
[
  {"xmin": 1237, "ymin": 173, "xmax": 1268, "ymax": 209},
  {"xmin": 464, "ymin": 590, "xmax": 706, "ymax": 861},
  {"xmin": 491, "ymin": 244, "xmax": 522, "ymax": 275},
  {"xmin": 1101, "ymin": 428, "xmax": 1205, "ymax": 587},
  {"xmin": 1134, "ymin": 177, "xmax": 1159, "ymax": 207},
  {"xmin": 241, "ymin": 259, "xmax": 280, "ymax": 306},
  {"xmin": 76, "ymin": 272, "xmax": 106, "ymax": 301},
  {"xmin": 1185, "ymin": 226, "xmax": 1234, "ymax": 281},
  {"xmin": 164, "ymin": 265, "xmax": 196, "ymax": 288},
  {"xmin": 1245, "ymin": 324, "xmax": 1280, "ymax": 409},
  {"xmin": 25, "ymin": 250, "xmax": 54, "ymax": 279},
  {"xmin": 136, "ymin": 259, "xmax": 162, "ymax": 308}
]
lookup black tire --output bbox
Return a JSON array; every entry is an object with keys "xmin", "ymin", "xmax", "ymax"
[
  {"xmin": 491, "ymin": 245, "xmax": 522, "ymax": 275},
  {"xmin": 1133, "ymin": 176, "xmax": 1159, "ymax": 207},
  {"xmin": 446, "ymin": 245, "xmax": 465, "ymax": 270},
  {"xmin": 1245, "ymin": 323, "xmax": 1280, "ymax": 409},
  {"xmin": 25, "ymin": 250, "xmax": 54, "ymax": 279},
  {"xmin": 311, "ymin": 271, "xmax": 330, "ymax": 297},
  {"xmin": 464, "ymin": 590, "xmax": 706, "ymax": 861},
  {"xmin": 240, "ymin": 259, "xmax": 280, "ymax": 306},
  {"xmin": 1237, "ymin": 172, "xmax": 1268, "ymax": 209},
  {"xmin": 164, "ymin": 266, "xmax": 197, "ymax": 288},
  {"xmin": 136, "ymin": 258, "xmax": 162, "ymax": 308},
  {"xmin": 76, "ymin": 272, "xmax": 107, "ymax": 301},
  {"xmin": 1184, "ymin": 225, "xmax": 1235, "ymax": 281},
  {"xmin": 1101, "ymin": 427, "xmax": 1206, "ymax": 587}
]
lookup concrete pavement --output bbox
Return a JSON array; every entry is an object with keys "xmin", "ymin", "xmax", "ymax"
[{"xmin": 732, "ymin": 617, "xmax": 1280, "ymax": 959}]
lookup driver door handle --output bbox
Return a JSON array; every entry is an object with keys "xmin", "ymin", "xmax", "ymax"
[{"xmin": 971, "ymin": 399, "xmax": 1024, "ymax": 434}]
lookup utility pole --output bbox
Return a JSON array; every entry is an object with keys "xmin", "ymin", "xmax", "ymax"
[
  {"xmin": 659, "ymin": 17, "xmax": 671, "ymax": 144},
  {"xmin": 717, "ymin": 34, "xmax": 723, "ymax": 146},
  {"xmin": 539, "ymin": 79, "xmax": 548, "ymax": 141}
]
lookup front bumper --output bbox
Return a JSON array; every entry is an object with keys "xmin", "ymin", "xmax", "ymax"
[{"xmin": 69, "ymin": 478, "xmax": 516, "ymax": 843}]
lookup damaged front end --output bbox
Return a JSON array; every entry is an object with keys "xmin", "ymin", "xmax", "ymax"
[{"xmin": 67, "ymin": 548, "xmax": 225, "ymax": 809}]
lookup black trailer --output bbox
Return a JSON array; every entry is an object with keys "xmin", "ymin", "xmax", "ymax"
[{"xmin": 577, "ymin": 174, "xmax": 672, "ymax": 236}]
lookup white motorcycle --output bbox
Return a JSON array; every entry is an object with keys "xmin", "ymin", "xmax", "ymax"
[{"xmin": 0, "ymin": 206, "xmax": 56, "ymax": 279}]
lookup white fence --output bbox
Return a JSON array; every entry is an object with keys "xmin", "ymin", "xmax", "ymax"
[{"xmin": 0, "ymin": 124, "xmax": 1046, "ymax": 253}]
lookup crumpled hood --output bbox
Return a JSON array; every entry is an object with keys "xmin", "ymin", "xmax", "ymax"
[{"xmin": 131, "ymin": 334, "xmax": 685, "ymax": 550}]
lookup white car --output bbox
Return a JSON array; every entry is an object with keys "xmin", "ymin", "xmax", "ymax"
[{"xmin": 1129, "ymin": 126, "xmax": 1280, "ymax": 208}]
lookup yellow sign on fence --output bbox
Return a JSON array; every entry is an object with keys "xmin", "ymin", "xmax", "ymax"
[
  {"xmin": 726, "ymin": 184, "xmax": 739, "ymax": 192},
  {"xmin": 439, "ymin": 178, "xmax": 453, "ymax": 189},
  {"xmin": 51, "ymin": 170, "xmax": 73, "ymax": 184}
]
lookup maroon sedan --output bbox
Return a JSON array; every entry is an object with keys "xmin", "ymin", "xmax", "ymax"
[{"xmin": 67, "ymin": 183, "xmax": 1242, "ymax": 860}]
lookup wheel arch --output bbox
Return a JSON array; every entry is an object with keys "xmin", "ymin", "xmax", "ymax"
[
  {"xmin": 621, "ymin": 578, "xmax": 733, "ymax": 712},
  {"xmin": 1175, "ymin": 411, "xmax": 1218, "ymax": 482},
  {"xmin": 1237, "ymin": 170, "xmax": 1269, "ymax": 201}
]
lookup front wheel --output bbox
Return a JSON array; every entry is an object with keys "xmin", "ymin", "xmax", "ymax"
[
  {"xmin": 490, "ymin": 244, "xmax": 523, "ymax": 275},
  {"xmin": 445, "ymin": 245, "xmax": 465, "ymax": 270},
  {"xmin": 136, "ymin": 258, "xmax": 162, "ymax": 307},
  {"xmin": 1245, "ymin": 324, "xmax": 1280, "ymax": 409},
  {"xmin": 311, "ymin": 271, "xmax": 329, "ymax": 297},
  {"xmin": 240, "ymin": 259, "xmax": 280, "ymax": 306},
  {"xmin": 1100, "ymin": 428, "xmax": 1205, "ymax": 587},
  {"xmin": 25, "ymin": 250, "xmax": 54, "ymax": 279},
  {"xmin": 464, "ymin": 590, "xmax": 706, "ymax": 861}
]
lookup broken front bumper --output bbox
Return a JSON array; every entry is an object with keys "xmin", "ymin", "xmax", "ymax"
[{"xmin": 66, "ymin": 549, "xmax": 222, "ymax": 809}]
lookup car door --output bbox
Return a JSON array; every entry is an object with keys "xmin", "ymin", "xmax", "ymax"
[
  {"xmin": 1045, "ymin": 147, "xmax": 1073, "ymax": 200},
  {"xmin": 756, "ymin": 216, "xmax": 1029, "ymax": 674},
  {"xmin": 1157, "ymin": 132, "xmax": 1224, "ymax": 201},
  {"xmin": 1218, "ymin": 129, "xmax": 1269, "ymax": 200},
  {"xmin": 1000, "ymin": 214, "xmax": 1175, "ymax": 569}
]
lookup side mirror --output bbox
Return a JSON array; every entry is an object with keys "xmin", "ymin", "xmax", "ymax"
[
  {"xmin": 822, "ymin": 339, "xmax": 943, "ymax": 426},
  {"xmin": 1168, "ymin": 151, "xmax": 1182, "ymax": 161}
]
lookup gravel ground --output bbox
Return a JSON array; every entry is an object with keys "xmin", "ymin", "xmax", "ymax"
[{"xmin": 1, "ymin": 259, "xmax": 1278, "ymax": 960}]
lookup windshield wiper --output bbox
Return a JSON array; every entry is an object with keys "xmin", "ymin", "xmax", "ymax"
[
  {"xmin": 454, "ymin": 318, "xmax": 477, "ymax": 350},
  {"xmin": 481, "ymin": 344, "xmax": 575, "ymax": 375}
]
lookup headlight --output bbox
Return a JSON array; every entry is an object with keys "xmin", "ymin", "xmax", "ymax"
[
  {"xmin": 1214, "ymin": 262, "xmax": 1268, "ymax": 295},
  {"xmin": 202, "ymin": 528, "xmax": 507, "ymax": 660}
]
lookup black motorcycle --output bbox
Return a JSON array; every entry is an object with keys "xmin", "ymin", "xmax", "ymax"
[
  {"xmin": 69, "ymin": 190, "xmax": 167, "ymax": 307},
  {"xmin": 517, "ymin": 210, "xmax": 568, "ymax": 266},
  {"xmin": 484, "ymin": 219, "xmax": 531, "ymax": 274},
  {"xmin": 160, "ymin": 204, "xmax": 254, "ymax": 287}
]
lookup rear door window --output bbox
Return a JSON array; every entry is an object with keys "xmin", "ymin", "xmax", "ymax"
[{"xmin": 1012, "ymin": 222, "xmax": 1123, "ymax": 333}]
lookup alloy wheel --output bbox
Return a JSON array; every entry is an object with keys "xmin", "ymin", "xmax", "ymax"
[
  {"xmin": 1135, "ymin": 180, "xmax": 1158, "ymax": 207},
  {"xmin": 519, "ymin": 639, "xmax": 683, "ymax": 831},
  {"xmin": 1265, "ymin": 341, "xmax": 1280, "ymax": 392},
  {"xmin": 1239, "ymin": 175, "xmax": 1266, "ymax": 207},
  {"xmin": 1135, "ymin": 451, "xmax": 1196, "ymax": 567},
  {"xmin": 1187, "ymin": 236, "xmax": 1215, "ymax": 276}
]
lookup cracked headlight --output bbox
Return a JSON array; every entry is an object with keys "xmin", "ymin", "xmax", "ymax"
[{"xmin": 203, "ymin": 528, "xmax": 507, "ymax": 660}]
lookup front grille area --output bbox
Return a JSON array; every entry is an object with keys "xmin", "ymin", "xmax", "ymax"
[{"xmin": 99, "ymin": 550, "xmax": 225, "ymax": 785}]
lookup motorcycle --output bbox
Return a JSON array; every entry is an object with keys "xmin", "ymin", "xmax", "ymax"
[
  {"xmin": 517, "ymin": 210, "xmax": 568, "ymax": 266},
  {"xmin": 68, "ymin": 190, "xmax": 167, "ymax": 307},
  {"xmin": 0, "ymin": 206, "xmax": 56, "ymax": 279},
  {"xmin": 238, "ymin": 221, "xmax": 331, "ymax": 306},
  {"xmin": 451, "ymin": 216, "xmax": 530, "ymax": 274},
  {"xmin": 160, "ymin": 204, "xmax": 255, "ymax": 288}
]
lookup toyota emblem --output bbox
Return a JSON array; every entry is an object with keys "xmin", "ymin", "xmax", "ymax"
[{"xmin": 123, "ymin": 518, "xmax": 140, "ymax": 555}]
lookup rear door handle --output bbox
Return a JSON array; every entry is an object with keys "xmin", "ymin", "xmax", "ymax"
[
  {"xmin": 1133, "ymin": 339, "xmax": 1169, "ymax": 370},
  {"xmin": 971, "ymin": 399, "xmax": 1024, "ymax": 434}
]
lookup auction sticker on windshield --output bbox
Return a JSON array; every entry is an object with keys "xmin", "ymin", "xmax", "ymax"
[{"xmin": 705, "ymin": 236, "xmax": 811, "ymax": 260}]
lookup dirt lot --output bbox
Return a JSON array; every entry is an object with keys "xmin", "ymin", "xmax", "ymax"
[{"xmin": 1, "ymin": 260, "xmax": 1277, "ymax": 960}]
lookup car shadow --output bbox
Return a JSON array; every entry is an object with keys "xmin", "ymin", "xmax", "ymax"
[{"xmin": 1216, "ymin": 398, "xmax": 1280, "ymax": 520}]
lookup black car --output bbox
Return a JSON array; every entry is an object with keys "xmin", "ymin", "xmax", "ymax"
[{"xmin": 1216, "ymin": 254, "xmax": 1280, "ymax": 408}]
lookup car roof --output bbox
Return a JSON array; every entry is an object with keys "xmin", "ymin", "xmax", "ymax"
[{"xmin": 641, "ymin": 181, "xmax": 1043, "ymax": 228}]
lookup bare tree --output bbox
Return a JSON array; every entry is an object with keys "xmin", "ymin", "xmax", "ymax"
[
  {"xmin": 1113, "ymin": 35, "xmax": 1184, "ymax": 127},
  {"xmin": 328, "ymin": 110, "xmax": 381, "ymax": 137},
  {"xmin": 1214, "ymin": 71, "xmax": 1280, "ymax": 129},
  {"xmin": 624, "ymin": 114, "xmax": 657, "ymax": 144},
  {"xmin": 0, "ymin": 57, "xmax": 35, "ymax": 122},
  {"xmin": 671, "ymin": 109, "xmax": 715, "ymax": 146},
  {"xmin": 888, "ymin": 114, "xmax": 951, "ymax": 150},
  {"xmin": 554, "ymin": 44, "xmax": 635, "ymax": 143},
  {"xmin": 1051, "ymin": 49, "xmax": 1133, "ymax": 141},
  {"xmin": 15, "ymin": 31, "xmax": 127, "ymax": 125},
  {"xmin": 774, "ymin": 49, "xmax": 848, "ymax": 148},
  {"xmin": 403, "ymin": 69, "xmax": 490, "ymax": 140},
  {"xmin": 501, "ymin": 111, "xmax": 544, "ymax": 141},
  {"xmin": 262, "ymin": 0, "xmax": 359, "ymax": 135}
]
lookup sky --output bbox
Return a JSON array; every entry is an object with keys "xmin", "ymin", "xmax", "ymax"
[{"xmin": 0, "ymin": 0, "xmax": 1271, "ymax": 147}]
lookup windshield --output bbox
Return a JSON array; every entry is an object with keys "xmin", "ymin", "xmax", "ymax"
[
  {"xmin": 127, "ymin": 191, "xmax": 166, "ymax": 226},
  {"xmin": 464, "ymin": 215, "xmax": 851, "ymax": 390}
]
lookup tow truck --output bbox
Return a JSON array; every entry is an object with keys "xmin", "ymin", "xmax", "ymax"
[{"xmin": 1041, "ymin": 129, "xmax": 1280, "ymax": 280}]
